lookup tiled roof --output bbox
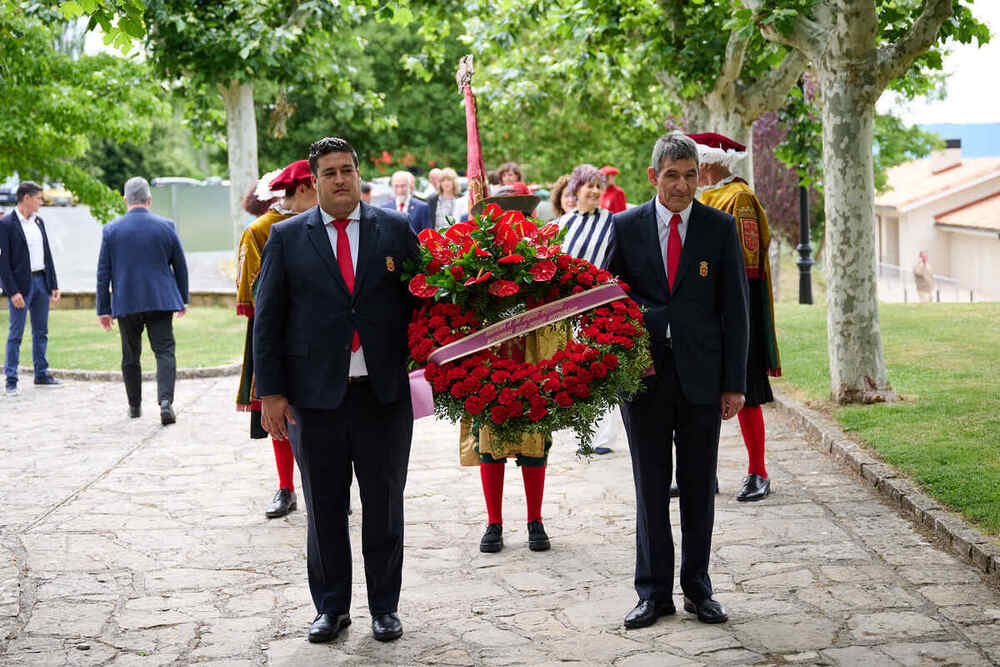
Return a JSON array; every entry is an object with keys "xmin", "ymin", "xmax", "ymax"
[
  {"xmin": 875, "ymin": 157, "xmax": 1000, "ymax": 209},
  {"xmin": 935, "ymin": 192, "xmax": 1000, "ymax": 231}
]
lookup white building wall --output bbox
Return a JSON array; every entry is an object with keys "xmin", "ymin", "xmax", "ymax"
[{"xmin": 948, "ymin": 231, "xmax": 1000, "ymax": 301}]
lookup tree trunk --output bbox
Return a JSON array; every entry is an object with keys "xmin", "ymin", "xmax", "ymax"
[
  {"xmin": 219, "ymin": 79, "xmax": 259, "ymax": 250},
  {"xmin": 817, "ymin": 70, "xmax": 897, "ymax": 404}
]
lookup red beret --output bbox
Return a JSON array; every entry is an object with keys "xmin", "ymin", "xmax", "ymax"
[
  {"xmin": 269, "ymin": 160, "xmax": 312, "ymax": 190},
  {"xmin": 599, "ymin": 165, "xmax": 619, "ymax": 176},
  {"xmin": 686, "ymin": 132, "xmax": 746, "ymax": 153},
  {"xmin": 687, "ymin": 132, "xmax": 747, "ymax": 165}
]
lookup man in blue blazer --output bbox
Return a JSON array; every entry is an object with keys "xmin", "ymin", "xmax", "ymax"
[
  {"xmin": 254, "ymin": 137, "xmax": 419, "ymax": 644},
  {"xmin": 382, "ymin": 170, "xmax": 432, "ymax": 234},
  {"xmin": 604, "ymin": 132, "xmax": 749, "ymax": 629},
  {"xmin": 0, "ymin": 181, "xmax": 62, "ymax": 395},
  {"xmin": 96, "ymin": 177, "xmax": 189, "ymax": 424}
]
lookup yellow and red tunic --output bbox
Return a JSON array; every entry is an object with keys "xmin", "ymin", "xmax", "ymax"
[
  {"xmin": 235, "ymin": 208, "xmax": 295, "ymax": 411},
  {"xmin": 698, "ymin": 178, "xmax": 781, "ymax": 378}
]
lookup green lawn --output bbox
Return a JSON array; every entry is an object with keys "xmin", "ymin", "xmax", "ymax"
[
  {"xmin": 774, "ymin": 301, "xmax": 1000, "ymax": 535},
  {"xmin": 0, "ymin": 306, "xmax": 245, "ymax": 370}
]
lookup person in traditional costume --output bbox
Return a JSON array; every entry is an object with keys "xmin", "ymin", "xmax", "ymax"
[
  {"xmin": 235, "ymin": 159, "xmax": 317, "ymax": 518},
  {"xmin": 557, "ymin": 164, "xmax": 621, "ymax": 456},
  {"xmin": 689, "ymin": 132, "xmax": 781, "ymax": 502}
]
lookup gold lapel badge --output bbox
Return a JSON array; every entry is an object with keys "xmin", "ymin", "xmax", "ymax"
[
  {"xmin": 386, "ymin": 256, "xmax": 396, "ymax": 272},
  {"xmin": 699, "ymin": 261, "xmax": 709, "ymax": 278}
]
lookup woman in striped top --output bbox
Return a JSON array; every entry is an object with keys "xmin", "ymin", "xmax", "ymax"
[
  {"xmin": 557, "ymin": 164, "xmax": 624, "ymax": 455},
  {"xmin": 557, "ymin": 164, "xmax": 615, "ymax": 268}
]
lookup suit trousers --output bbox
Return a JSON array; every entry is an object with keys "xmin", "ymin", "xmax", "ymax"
[
  {"xmin": 621, "ymin": 343, "xmax": 722, "ymax": 604},
  {"xmin": 4, "ymin": 273, "xmax": 51, "ymax": 380},
  {"xmin": 118, "ymin": 311, "xmax": 176, "ymax": 406},
  {"xmin": 288, "ymin": 381, "xmax": 413, "ymax": 616}
]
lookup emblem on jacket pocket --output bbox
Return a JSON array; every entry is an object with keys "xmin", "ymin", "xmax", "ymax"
[
  {"xmin": 386, "ymin": 256, "xmax": 396, "ymax": 272},
  {"xmin": 699, "ymin": 261, "xmax": 709, "ymax": 277}
]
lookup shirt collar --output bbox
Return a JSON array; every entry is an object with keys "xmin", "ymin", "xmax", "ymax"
[
  {"xmin": 654, "ymin": 196, "xmax": 692, "ymax": 228},
  {"xmin": 15, "ymin": 207, "xmax": 36, "ymax": 225},
  {"xmin": 320, "ymin": 203, "xmax": 361, "ymax": 225}
]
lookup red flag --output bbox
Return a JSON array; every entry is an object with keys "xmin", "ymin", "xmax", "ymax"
[{"xmin": 458, "ymin": 55, "xmax": 488, "ymax": 209}]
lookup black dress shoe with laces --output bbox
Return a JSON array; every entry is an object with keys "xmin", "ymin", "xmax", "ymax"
[
  {"xmin": 624, "ymin": 599, "xmax": 676, "ymax": 629},
  {"xmin": 527, "ymin": 520, "xmax": 550, "ymax": 551},
  {"xmin": 683, "ymin": 596, "xmax": 728, "ymax": 623},
  {"xmin": 372, "ymin": 612, "xmax": 403, "ymax": 641},
  {"xmin": 265, "ymin": 488, "xmax": 297, "ymax": 518},
  {"xmin": 308, "ymin": 612, "xmax": 351, "ymax": 643},
  {"xmin": 129, "ymin": 405, "xmax": 141, "ymax": 419},
  {"xmin": 737, "ymin": 474, "xmax": 770, "ymax": 502},
  {"xmin": 480, "ymin": 522, "xmax": 503, "ymax": 553},
  {"xmin": 160, "ymin": 400, "xmax": 176, "ymax": 425}
]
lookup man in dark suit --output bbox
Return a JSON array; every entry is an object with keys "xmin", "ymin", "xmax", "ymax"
[
  {"xmin": 604, "ymin": 131, "xmax": 749, "ymax": 628},
  {"xmin": 96, "ymin": 177, "xmax": 189, "ymax": 424},
  {"xmin": 254, "ymin": 137, "xmax": 419, "ymax": 644},
  {"xmin": 0, "ymin": 181, "xmax": 62, "ymax": 395},
  {"xmin": 382, "ymin": 170, "xmax": 431, "ymax": 234}
]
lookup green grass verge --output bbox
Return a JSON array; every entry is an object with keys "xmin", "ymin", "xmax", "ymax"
[
  {"xmin": 0, "ymin": 306, "xmax": 245, "ymax": 371},
  {"xmin": 774, "ymin": 301, "xmax": 1000, "ymax": 535}
]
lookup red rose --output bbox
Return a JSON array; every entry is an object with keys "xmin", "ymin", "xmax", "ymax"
[
  {"xmin": 554, "ymin": 392, "xmax": 574, "ymax": 407},
  {"xmin": 556, "ymin": 254, "xmax": 571, "ymax": 270},
  {"xmin": 569, "ymin": 383, "xmax": 591, "ymax": 399},
  {"xmin": 450, "ymin": 383, "xmax": 470, "ymax": 399},
  {"xmin": 490, "ymin": 405, "xmax": 508, "ymax": 425},
  {"xmin": 517, "ymin": 381, "xmax": 539, "ymax": 399},
  {"xmin": 408, "ymin": 274, "xmax": 439, "ymax": 298},
  {"xmin": 589, "ymin": 362, "xmax": 608, "ymax": 378},
  {"xmin": 465, "ymin": 396, "xmax": 486, "ymax": 415},
  {"xmin": 528, "ymin": 405, "xmax": 548, "ymax": 422},
  {"xmin": 529, "ymin": 259, "xmax": 556, "ymax": 282},
  {"xmin": 490, "ymin": 371, "xmax": 511, "ymax": 384},
  {"xmin": 506, "ymin": 400, "xmax": 525, "ymax": 417},
  {"xmin": 449, "ymin": 265, "xmax": 465, "ymax": 280},
  {"xmin": 427, "ymin": 259, "xmax": 443, "ymax": 274},
  {"xmin": 498, "ymin": 254, "xmax": 525, "ymax": 264},
  {"xmin": 602, "ymin": 353, "xmax": 619, "ymax": 370},
  {"xmin": 480, "ymin": 384, "xmax": 498, "ymax": 402},
  {"xmin": 498, "ymin": 387, "xmax": 518, "ymax": 405},
  {"xmin": 571, "ymin": 285, "xmax": 584, "ymax": 294},
  {"xmin": 577, "ymin": 272, "xmax": 595, "ymax": 286},
  {"xmin": 488, "ymin": 280, "xmax": 520, "ymax": 297},
  {"xmin": 542, "ymin": 377, "xmax": 562, "ymax": 393}
]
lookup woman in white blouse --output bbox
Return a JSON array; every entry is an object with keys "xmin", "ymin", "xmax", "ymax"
[{"xmin": 427, "ymin": 167, "xmax": 469, "ymax": 229}]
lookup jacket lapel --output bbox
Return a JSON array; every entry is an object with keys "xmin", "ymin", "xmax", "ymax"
[
  {"xmin": 305, "ymin": 207, "xmax": 351, "ymax": 295},
  {"xmin": 638, "ymin": 200, "xmax": 670, "ymax": 292},
  {"xmin": 352, "ymin": 203, "xmax": 379, "ymax": 295}
]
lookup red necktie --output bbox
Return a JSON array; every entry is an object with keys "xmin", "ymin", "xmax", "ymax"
[
  {"xmin": 399, "ymin": 201, "xmax": 405, "ymax": 212},
  {"xmin": 666, "ymin": 213, "xmax": 682, "ymax": 292},
  {"xmin": 331, "ymin": 219, "xmax": 360, "ymax": 352}
]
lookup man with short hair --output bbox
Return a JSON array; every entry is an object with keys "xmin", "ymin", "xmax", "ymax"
[
  {"xmin": 599, "ymin": 165, "xmax": 627, "ymax": 213},
  {"xmin": 360, "ymin": 181, "xmax": 373, "ymax": 204},
  {"xmin": 0, "ymin": 181, "xmax": 62, "ymax": 395},
  {"xmin": 913, "ymin": 250, "xmax": 934, "ymax": 302},
  {"xmin": 254, "ymin": 136, "xmax": 419, "ymax": 644},
  {"xmin": 604, "ymin": 131, "xmax": 748, "ymax": 629},
  {"xmin": 96, "ymin": 177, "xmax": 189, "ymax": 424},
  {"xmin": 382, "ymin": 170, "xmax": 431, "ymax": 234}
]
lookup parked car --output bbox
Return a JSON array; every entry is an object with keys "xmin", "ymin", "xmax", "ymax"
[{"xmin": 43, "ymin": 182, "xmax": 77, "ymax": 206}]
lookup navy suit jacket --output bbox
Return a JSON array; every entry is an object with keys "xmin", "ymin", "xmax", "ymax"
[
  {"xmin": 382, "ymin": 197, "xmax": 432, "ymax": 235},
  {"xmin": 253, "ymin": 202, "xmax": 420, "ymax": 410},
  {"xmin": 96, "ymin": 207, "xmax": 189, "ymax": 317},
  {"xmin": 604, "ymin": 198, "xmax": 749, "ymax": 404},
  {"xmin": 0, "ymin": 210, "xmax": 58, "ymax": 296}
]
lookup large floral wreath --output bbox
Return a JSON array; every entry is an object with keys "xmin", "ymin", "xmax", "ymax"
[{"xmin": 403, "ymin": 203, "xmax": 650, "ymax": 449}]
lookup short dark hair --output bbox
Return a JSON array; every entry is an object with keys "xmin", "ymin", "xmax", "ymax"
[
  {"xmin": 361, "ymin": 181, "xmax": 372, "ymax": 194},
  {"xmin": 308, "ymin": 137, "xmax": 359, "ymax": 174},
  {"xmin": 16, "ymin": 181, "xmax": 43, "ymax": 203}
]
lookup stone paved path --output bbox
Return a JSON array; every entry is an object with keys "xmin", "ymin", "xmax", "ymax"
[{"xmin": 1, "ymin": 377, "xmax": 998, "ymax": 666}]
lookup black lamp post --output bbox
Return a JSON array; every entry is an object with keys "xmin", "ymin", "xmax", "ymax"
[{"xmin": 797, "ymin": 184, "xmax": 813, "ymax": 304}]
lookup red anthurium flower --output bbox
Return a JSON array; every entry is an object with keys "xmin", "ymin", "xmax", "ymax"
[
  {"xmin": 408, "ymin": 274, "xmax": 439, "ymax": 298},
  {"xmin": 538, "ymin": 222, "xmax": 559, "ymax": 242},
  {"xmin": 514, "ymin": 218, "xmax": 539, "ymax": 241},
  {"xmin": 473, "ymin": 242, "xmax": 492, "ymax": 258},
  {"xmin": 444, "ymin": 222, "xmax": 476, "ymax": 244},
  {"xmin": 494, "ymin": 223, "xmax": 520, "ymax": 255},
  {"xmin": 449, "ymin": 265, "xmax": 465, "ymax": 280},
  {"xmin": 488, "ymin": 280, "xmax": 520, "ymax": 297},
  {"xmin": 529, "ymin": 260, "xmax": 556, "ymax": 282},
  {"xmin": 464, "ymin": 270, "xmax": 493, "ymax": 286},
  {"xmin": 417, "ymin": 227, "xmax": 445, "ymax": 248},
  {"xmin": 498, "ymin": 254, "xmax": 524, "ymax": 264},
  {"xmin": 484, "ymin": 203, "xmax": 503, "ymax": 220},
  {"xmin": 498, "ymin": 209, "xmax": 525, "ymax": 228}
]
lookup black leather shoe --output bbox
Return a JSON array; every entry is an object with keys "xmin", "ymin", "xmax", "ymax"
[
  {"xmin": 683, "ymin": 596, "xmax": 728, "ymax": 623},
  {"xmin": 737, "ymin": 474, "xmax": 770, "ymax": 502},
  {"xmin": 624, "ymin": 599, "xmax": 676, "ymax": 629},
  {"xmin": 372, "ymin": 612, "xmax": 403, "ymax": 641},
  {"xmin": 34, "ymin": 374, "xmax": 63, "ymax": 387},
  {"xmin": 128, "ymin": 405, "xmax": 141, "ymax": 419},
  {"xmin": 480, "ymin": 523, "xmax": 503, "ymax": 553},
  {"xmin": 160, "ymin": 400, "xmax": 175, "ymax": 425},
  {"xmin": 265, "ymin": 488, "xmax": 297, "ymax": 518},
  {"xmin": 527, "ymin": 520, "xmax": 550, "ymax": 551},
  {"xmin": 308, "ymin": 612, "xmax": 351, "ymax": 643},
  {"xmin": 669, "ymin": 482, "xmax": 680, "ymax": 498}
]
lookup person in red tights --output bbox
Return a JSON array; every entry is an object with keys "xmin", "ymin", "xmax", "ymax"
[{"xmin": 235, "ymin": 160, "xmax": 317, "ymax": 517}]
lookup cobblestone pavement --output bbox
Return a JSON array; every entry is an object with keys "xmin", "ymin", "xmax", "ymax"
[{"xmin": 2, "ymin": 377, "xmax": 998, "ymax": 666}]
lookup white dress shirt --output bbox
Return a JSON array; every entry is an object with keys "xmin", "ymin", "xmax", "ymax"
[
  {"xmin": 320, "ymin": 204, "xmax": 368, "ymax": 377},
  {"xmin": 15, "ymin": 208, "xmax": 45, "ymax": 272},
  {"xmin": 654, "ymin": 197, "xmax": 693, "ymax": 339}
]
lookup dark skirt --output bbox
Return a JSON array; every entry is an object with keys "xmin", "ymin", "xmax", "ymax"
[{"xmin": 745, "ymin": 279, "xmax": 774, "ymax": 407}]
